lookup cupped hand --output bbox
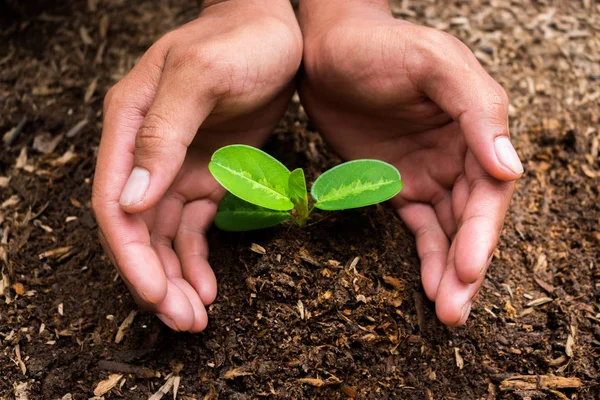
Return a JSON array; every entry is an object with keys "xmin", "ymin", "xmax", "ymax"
[
  {"xmin": 92, "ymin": 0, "xmax": 302, "ymax": 332},
  {"xmin": 299, "ymin": 0, "xmax": 522, "ymax": 326}
]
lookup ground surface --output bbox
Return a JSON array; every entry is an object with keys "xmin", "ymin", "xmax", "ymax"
[{"xmin": 1, "ymin": 0, "xmax": 599, "ymax": 399}]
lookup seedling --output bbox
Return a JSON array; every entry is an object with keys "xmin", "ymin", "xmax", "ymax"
[{"xmin": 208, "ymin": 145, "xmax": 403, "ymax": 231}]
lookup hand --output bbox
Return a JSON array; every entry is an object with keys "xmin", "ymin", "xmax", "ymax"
[
  {"xmin": 299, "ymin": 0, "xmax": 522, "ymax": 326},
  {"xmin": 92, "ymin": 0, "xmax": 302, "ymax": 332}
]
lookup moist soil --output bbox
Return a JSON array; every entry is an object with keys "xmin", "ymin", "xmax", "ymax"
[{"xmin": 1, "ymin": 1, "xmax": 599, "ymax": 399}]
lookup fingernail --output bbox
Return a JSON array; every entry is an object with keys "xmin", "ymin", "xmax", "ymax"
[
  {"xmin": 120, "ymin": 167, "xmax": 150, "ymax": 206},
  {"xmin": 157, "ymin": 313, "xmax": 179, "ymax": 331},
  {"xmin": 459, "ymin": 301, "xmax": 472, "ymax": 324},
  {"xmin": 494, "ymin": 137, "xmax": 523, "ymax": 175}
]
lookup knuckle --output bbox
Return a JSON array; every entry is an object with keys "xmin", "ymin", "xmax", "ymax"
[
  {"xmin": 135, "ymin": 113, "xmax": 172, "ymax": 153},
  {"xmin": 408, "ymin": 28, "xmax": 467, "ymax": 75},
  {"xmin": 496, "ymin": 84, "xmax": 510, "ymax": 106},
  {"xmin": 484, "ymin": 90, "xmax": 510, "ymax": 126},
  {"xmin": 167, "ymin": 44, "xmax": 234, "ymax": 98},
  {"xmin": 135, "ymin": 113, "xmax": 187, "ymax": 161},
  {"xmin": 103, "ymin": 84, "xmax": 120, "ymax": 114},
  {"xmin": 168, "ymin": 45, "xmax": 219, "ymax": 77},
  {"xmin": 407, "ymin": 28, "xmax": 445, "ymax": 74}
]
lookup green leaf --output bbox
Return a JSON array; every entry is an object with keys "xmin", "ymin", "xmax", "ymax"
[
  {"xmin": 311, "ymin": 160, "xmax": 403, "ymax": 210},
  {"xmin": 215, "ymin": 192, "xmax": 290, "ymax": 231},
  {"xmin": 288, "ymin": 168, "xmax": 309, "ymax": 222},
  {"xmin": 209, "ymin": 145, "xmax": 293, "ymax": 211}
]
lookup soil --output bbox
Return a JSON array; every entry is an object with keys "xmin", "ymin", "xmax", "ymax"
[{"xmin": 1, "ymin": 0, "xmax": 599, "ymax": 399}]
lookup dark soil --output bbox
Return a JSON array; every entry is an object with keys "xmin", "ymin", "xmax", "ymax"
[{"xmin": 1, "ymin": 1, "xmax": 599, "ymax": 399}]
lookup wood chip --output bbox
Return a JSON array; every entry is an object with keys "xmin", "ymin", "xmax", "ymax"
[
  {"xmin": 3, "ymin": 116, "xmax": 27, "ymax": 147},
  {"xmin": 58, "ymin": 303, "xmax": 64, "ymax": 316},
  {"xmin": 2, "ymin": 195, "xmax": 20, "ymax": 209},
  {"xmin": 12, "ymin": 283, "xmax": 25, "ymax": 295},
  {"xmin": 93, "ymin": 374, "xmax": 123, "ymax": 396},
  {"xmin": 348, "ymin": 256, "xmax": 360, "ymax": 272},
  {"xmin": 33, "ymin": 132, "xmax": 63, "ymax": 154},
  {"xmin": 0, "ymin": 176, "xmax": 9, "ymax": 187},
  {"xmin": 15, "ymin": 344, "xmax": 26, "ymax": 374},
  {"xmin": 341, "ymin": 385, "xmax": 358, "ymax": 398},
  {"xmin": 15, "ymin": 148, "xmax": 27, "ymax": 169},
  {"xmin": 548, "ymin": 355, "xmax": 567, "ymax": 366},
  {"xmin": 53, "ymin": 147, "xmax": 78, "ymax": 166},
  {"xmin": 499, "ymin": 375, "xmax": 581, "ymax": 391},
  {"xmin": 223, "ymin": 367, "xmax": 253, "ymax": 380},
  {"xmin": 148, "ymin": 376, "xmax": 177, "ymax": 400},
  {"xmin": 1, "ymin": 271, "xmax": 10, "ymax": 298},
  {"xmin": 519, "ymin": 307, "xmax": 535, "ymax": 318},
  {"xmin": 526, "ymin": 297, "xmax": 553, "ymax": 307},
  {"xmin": 533, "ymin": 275, "xmax": 555, "ymax": 293},
  {"xmin": 115, "ymin": 310, "xmax": 137, "ymax": 344},
  {"xmin": 84, "ymin": 78, "xmax": 98, "ymax": 103},
  {"xmin": 99, "ymin": 14, "xmax": 109, "ymax": 38},
  {"xmin": 298, "ymin": 376, "xmax": 341, "ymax": 386},
  {"xmin": 299, "ymin": 249, "xmax": 321, "ymax": 267},
  {"xmin": 581, "ymin": 164, "xmax": 598, "ymax": 178},
  {"xmin": 13, "ymin": 382, "xmax": 28, "ymax": 400},
  {"xmin": 382, "ymin": 275, "xmax": 405, "ymax": 290},
  {"xmin": 172, "ymin": 376, "xmax": 180, "ymax": 400},
  {"xmin": 504, "ymin": 300, "xmax": 517, "ymax": 318},
  {"xmin": 79, "ymin": 26, "xmax": 93, "ymax": 45},
  {"xmin": 565, "ymin": 325, "xmax": 576, "ymax": 357},
  {"xmin": 65, "ymin": 119, "xmax": 88, "ymax": 138},
  {"xmin": 38, "ymin": 246, "xmax": 73, "ymax": 260},
  {"xmin": 297, "ymin": 300, "xmax": 305, "ymax": 320},
  {"xmin": 249, "ymin": 243, "xmax": 266, "ymax": 255},
  {"xmin": 454, "ymin": 347, "xmax": 464, "ymax": 369}
]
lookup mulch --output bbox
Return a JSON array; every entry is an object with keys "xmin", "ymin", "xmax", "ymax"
[{"xmin": 1, "ymin": 0, "xmax": 599, "ymax": 399}]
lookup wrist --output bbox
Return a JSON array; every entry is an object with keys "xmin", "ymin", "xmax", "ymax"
[
  {"xmin": 200, "ymin": 0, "xmax": 300, "ymax": 34},
  {"xmin": 299, "ymin": 0, "xmax": 390, "ymax": 35},
  {"xmin": 201, "ymin": 0, "xmax": 296, "ymax": 15}
]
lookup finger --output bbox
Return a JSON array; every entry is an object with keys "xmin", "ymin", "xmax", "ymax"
[
  {"xmin": 154, "ymin": 280, "xmax": 196, "ymax": 332},
  {"xmin": 397, "ymin": 202, "xmax": 449, "ymax": 301},
  {"xmin": 454, "ymin": 151, "xmax": 514, "ymax": 284},
  {"xmin": 412, "ymin": 29, "xmax": 523, "ymax": 181},
  {"xmin": 170, "ymin": 277, "xmax": 209, "ymax": 332},
  {"xmin": 175, "ymin": 199, "xmax": 219, "ymax": 305},
  {"xmin": 432, "ymin": 192, "xmax": 457, "ymax": 238},
  {"xmin": 141, "ymin": 208, "xmax": 157, "ymax": 233},
  {"xmin": 149, "ymin": 193, "xmax": 185, "ymax": 278},
  {"xmin": 434, "ymin": 242, "xmax": 479, "ymax": 326},
  {"xmin": 451, "ymin": 173, "xmax": 469, "ymax": 227},
  {"xmin": 92, "ymin": 46, "xmax": 170, "ymax": 307},
  {"xmin": 149, "ymin": 192, "xmax": 211, "ymax": 331},
  {"xmin": 119, "ymin": 51, "xmax": 218, "ymax": 213},
  {"xmin": 435, "ymin": 154, "xmax": 514, "ymax": 326}
]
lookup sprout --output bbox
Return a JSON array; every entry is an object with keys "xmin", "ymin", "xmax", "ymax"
[{"xmin": 209, "ymin": 145, "xmax": 403, "ymax": 231}]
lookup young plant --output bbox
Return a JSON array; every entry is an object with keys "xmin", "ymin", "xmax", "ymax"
[{"xmin": 208, "ymin": 144, "xmax": 403, "ymax": 231}]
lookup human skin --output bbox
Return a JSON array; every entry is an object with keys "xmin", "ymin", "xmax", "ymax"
[
  {"xmin": 298, "ymin": 0, "xmax": 522, "ymax": 325},
  {"xmin": 92, "ymin": 0, "xmax": 302, "ymax": 332},
  {"xmin": 93, "ymin": 0, "xmax": 522, "ymax": 332}
]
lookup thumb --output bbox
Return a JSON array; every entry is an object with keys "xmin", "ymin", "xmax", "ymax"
[
  {"xmin": 414, "ymin": 30, "xmax": 523, "ymax": 181},
  {"xmin": 119, "ymin": 63, "xmax": 216, "ymax": 213}
]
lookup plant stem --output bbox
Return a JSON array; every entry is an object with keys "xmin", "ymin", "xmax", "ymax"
[
  {"xmin": 288, "ymin": 212, "xmax": 302, "ymax": 227},
  {"xmin": 289, "ymin": 204, "xmax": 316, "ymax": 228}
]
